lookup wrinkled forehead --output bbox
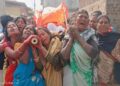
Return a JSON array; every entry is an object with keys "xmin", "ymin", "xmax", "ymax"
[{"xmin": 77, "ymin": 13, "xmax": 89, "ymax": 18}]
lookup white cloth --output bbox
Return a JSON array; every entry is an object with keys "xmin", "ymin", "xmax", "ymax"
[
  {"xmin": 47, "ymin": 23, "xmax": 65, "ymax": 33},
  {"xmin": 63, "ymin": 65, "xmax": 73, "ymax": 86}
]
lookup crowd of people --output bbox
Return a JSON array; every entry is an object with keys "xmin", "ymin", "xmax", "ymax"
[{"xmin": 0, "ymin": 9, "xmax": 120, "ymax": 86}]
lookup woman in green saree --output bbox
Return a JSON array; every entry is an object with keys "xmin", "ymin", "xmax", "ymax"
[{"xmin": 62, "ymin": 9, "xmax": 98, "ymax": 86}]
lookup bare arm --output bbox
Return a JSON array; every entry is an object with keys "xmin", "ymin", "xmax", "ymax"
[
  {"xmin": 33, "ymin": 40, "xmax": 48, "ymax": 66},
  {"xmin": 4, "ymin": 41, "xmax": 28, "ymax": 59},
  {"xmin": 4, "ymin": 35, "xmax": 38, "ymax": 59},
  {"xmin": 0, "ymin": 43, "xmax": 7, "ymax": 52},
  {"xmin": 76, "ymin": 35, "xmax": 97, "ymax": 58},
  {"xmin": 87, "ymin": 36, "xmax": 99, "ymax": 58},
  {"xmin": 61, "ymin": 38, "xmax": 73, "ymax": 61},
  {"xmin": 70, "ymin": 26, "xmax": 98, "ymax": 58}
]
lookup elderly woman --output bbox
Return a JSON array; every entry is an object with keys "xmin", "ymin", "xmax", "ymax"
[{"xmin": 62, "ymin": 9, "xmax": 98, "ymax": 86}]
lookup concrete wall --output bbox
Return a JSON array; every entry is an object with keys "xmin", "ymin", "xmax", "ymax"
[
  {"xmin": 0, "ymin": 0, "xmax": 5, "ymax": 30},
  {"xmin": 79, "ymin": 0, "xmax": 107, "ymax": 15},
  {"xmin": 43, "ymin": 0, "xmax": 61, "ymax": 7},
  {"xmin": 106, "ymin": 0, "xmax": 120, "ymax": 31},
  {"xmin": 5, "ymin": 0, "xmax": 29, "ymax": 17},
  {"xmin": 0, "ymin": 0, "xmax": 5, "ymax": 16},
  {"xmin": 5, "ymin": 7, "xmax": 22, "ymax": 17},
  {"xmin": 65, "ymin": 0, "xmax": 79, "ymax": 15},
  {"xmin": 5, "ymin": 6, "xmax": 28, "ymax": 17},
  {"xmin": 79, "ymin": 0, "xmax": 99, "ymax": 8}
]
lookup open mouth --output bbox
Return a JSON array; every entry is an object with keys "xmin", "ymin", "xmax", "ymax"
[{"xmin": 80, "ymin": 22, "xmax": 85, "ymax": 25}]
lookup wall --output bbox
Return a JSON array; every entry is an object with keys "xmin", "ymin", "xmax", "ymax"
[
  {"xmin": 0, "ymin": 0, "xmax": 5, "ymax": 16},
  {"xmin": 106, "ymin": 0, "xmax": 120, "ymax": 31},
  {"xmin": 79, "ymin": 0, "xmax": 107, "ymax": 15}
]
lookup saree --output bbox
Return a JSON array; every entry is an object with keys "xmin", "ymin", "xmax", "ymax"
[
  {"xmin": 13, "ymin": 45, "xmax": 45, "ymax": 86},
  {"xmin": 63, "ymin": 28, "xmax": 95, "ymax": 86},
  {"xmin": 42, "ymin": 37, "xmax": 63, "ymax": 86},
  {"xmin": 97, "ymin": 32, "xmax": 120, "ymax": 86},
  {"xmin": 42, "ymin": 63, "xmax": 62, "ymax": 86},
  {"xmin": 112, "ymin": 39, "xmax": 120, "ymax": 62},
  {"xmin": 70, "ymin": 41, "xmax": 93, "ymax": 86},
  {"xmin": 3, "ymin": 43, "xmax": 17, "ymax": 86},
  {"xmin": 4, "ymin": 61, "xmax": 17, "ymax": 86},
  {"xmin": 98, "ymin": 51, "xmax": 114, "ymax": 85},
  {"xmin": 112, "ymin": 39, "xmax": 120, "ymax": 84}
]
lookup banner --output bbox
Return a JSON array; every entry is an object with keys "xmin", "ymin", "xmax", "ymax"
[{"xmin": 35, "ymin": 2, "xmax": 68, "ymax": 27}]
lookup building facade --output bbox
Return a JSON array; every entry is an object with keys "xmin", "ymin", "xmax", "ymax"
[
  {"xmin": 5, "ymin": 0, "xmax": 33, "ymax": 17},
  {"xmin": 0, "ymin": 0, "xmax": 5, "ymax": 29},
  {"xmin": 79, "ymin": 0, "xmax": 120, "ymax": 31},
  {"xmin": 0, "ymin": 0, "xmax": 5, "ymax": 16}
]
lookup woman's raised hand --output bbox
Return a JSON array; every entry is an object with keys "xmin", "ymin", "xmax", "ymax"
[
  {"xmin": 31, "ymin": 35, "xmax": 43, "ymax": 49},
  {"xmin": 24, "ymin": 35, "xmax": 38, "ymax": 45},
  {"xmin": 68, "ymin": 25, "xmax": 80, "ymax": 41}
]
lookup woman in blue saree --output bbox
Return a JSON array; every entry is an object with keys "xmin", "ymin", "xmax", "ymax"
[
  {"xmin": 13, "ymin": 25, "xmax": 45, "ymax": 86},
  {"xmin": 13, "ymin": 47, "xmax": 45, "ymax": 86}
]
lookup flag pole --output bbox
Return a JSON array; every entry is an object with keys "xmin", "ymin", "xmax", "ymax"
[
  {"xmin": 64, "ymin": 11, "xmax": 68, "ymax": 31},
  {"xmin": 34, "ymin": 0, "xmax": 36, "ymax": 13},
  {"xmin": 62, "ymin": 0, "xmax": 69, "ymax": 31}
]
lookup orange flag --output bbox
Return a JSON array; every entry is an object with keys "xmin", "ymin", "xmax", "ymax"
[{"xmin": 36, "ymin": 2, "xmax": 68, "ymax": 27}]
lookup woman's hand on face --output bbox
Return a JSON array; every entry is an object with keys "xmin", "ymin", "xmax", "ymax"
[
  {"xmin": 68, "ymin": 25, "xmax": 80, "ymax": 41},
  {"xmin": 72, "ymin": 29, "xmax": 80, "ymax": 41},
  {"xmin": 68, "ymin": 25, "xmax": 74, "ymax": 39}
]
